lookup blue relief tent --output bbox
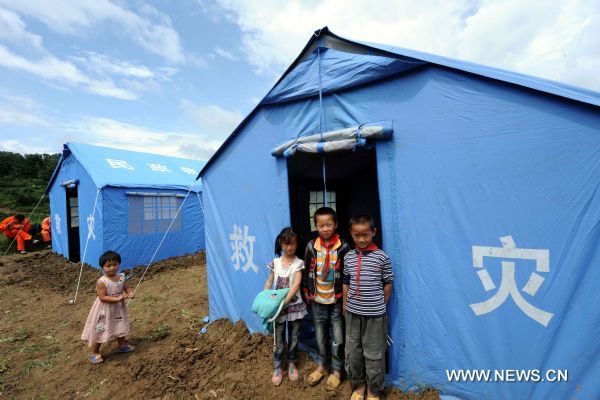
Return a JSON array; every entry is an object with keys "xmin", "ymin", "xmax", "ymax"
[
  {"xmin": 198, "ymin": 27, "xmax": 600, "ymax": 400},
  {"xmin": 46, "ymin": 142, "xmax": 205, "ymax": 270}
]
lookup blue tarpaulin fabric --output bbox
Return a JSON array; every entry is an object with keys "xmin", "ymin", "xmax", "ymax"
[
  {"xmin": 200, "ymin": 28, "xmax": 600, "ymax": 400},
  {"xmin": 47, "ymin": 142, "xmax": 203, "ymax": 192},
  {"xmin": 47, "ymin": 142, "xmax": 205, "ymax": 269}
]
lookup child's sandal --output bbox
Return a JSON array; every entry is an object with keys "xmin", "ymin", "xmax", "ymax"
[
  {"xmin": 271, "ymin": 368, "xmax": 283, "ymax": 386},
  {"xmin": 288, "ymin": 364, "xmax": 299, "ymax": 381},
  {"xmin": 325, "ymin": 374, "xmax": 341, "ymax": 390},
  {"xmin": 307, "ymin": 369, "xmax": 326, "ymax": 386},
  {"xmin": 89, "ymin": 354, "xmax": 104, "ymax": 364},
  {"xmin": 114, "ymin": 344, "xmax": 135, "ymax": 354},
  {"xmin": 350, "ymin": 391, "xmax": 365, "ymax": 400}
]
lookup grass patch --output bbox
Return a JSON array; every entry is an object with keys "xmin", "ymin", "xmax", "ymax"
[
  {"xmin": 0, "ymin": 328, "xmax": 32, "ymax": 344},
  {"xmin": 140, "ymin": 294, "xmax": 159, "ymax": 305},
  {"xmin": 19, "ymin": 343, "xmax": 47, "ymax": 355},
  {"xmin": 58, "ymin": 320, "xmax": 72, "ymax": 329},
  {"xmin": 23, "ymin": 358, "xmax": 54, "ymax": 375},
  {"xmin": 0, "ymin": 356, "xmax": 9, "ymax": 374},
  {"xmin": 144, "ymin": 324, "xmax": 170, "ymax": 342}
]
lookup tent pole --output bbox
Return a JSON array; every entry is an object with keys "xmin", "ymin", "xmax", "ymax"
[{"xmin": 316, "ymin": 37, "xmax": 328, "ymax": 206}]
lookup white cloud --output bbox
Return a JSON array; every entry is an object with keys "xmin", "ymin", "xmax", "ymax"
[
  {"xmin": 0, "ymin": 0, "xmax": 185, "ymax": 63},
  {"xmin": 0, "ymin": 7, "xmax": 44, "ymax": 52},
  {"xmin": 210, "ymin": 0, "xmax": 600, "ymax": 90},
  {"xmin": 0, "ymin": 45, "xmax": 139, "ymax": 100},
  {"xmin": 180, "ymin": 99, "xmax": 244, "ymax": 138},
  {"xmin": 186, "ymin": 53, "xmax": 209, "ymax": 68},
  {"xmin": 214, "ymin": 46, "xmax": 238, "ymax": 61},
  {"xmin": 0, "ymin": 139, "xmax": 54, "ymax": 154},
  {"xmin": 64, "ymin": 116, "xmax": 219, "ymax": 160},
  {"xmin": 74, "ymin": 52, "xmax": 154, "ymax": 79},
  {"xmin": 0, "ymin": 92, "xmax": 53, "ymax": 127}
]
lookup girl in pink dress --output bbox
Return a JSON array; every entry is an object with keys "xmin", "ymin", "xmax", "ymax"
[{"xmin": 81, "ymin": 251, "xmax": 134, "ymax": 364}]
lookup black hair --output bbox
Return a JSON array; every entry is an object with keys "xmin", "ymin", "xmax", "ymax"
[
  {"xmin": 313, "ymin": 207, "xmax": 337, "ymax": 224},
  {"xmin": 274, "ymin": 227, "xmax": 299, "ymax": 256},
  {"xmin": 349, "ymin": 214, "xmax": 375, "ymax": 230},
  {"xmin": 99, "ymin": 250, "xmax": 121, "ymax": 267},
  {"xmin": 15, "ymin": 214, "xmax": 25, "ymax": 222}
]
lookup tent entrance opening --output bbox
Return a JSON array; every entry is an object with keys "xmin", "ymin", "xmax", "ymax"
[
  {"xmin": 287, "ymin": 146, "xmax": 382, "ymax": 248},
  {"xmin": 66, "ymin": 186, "xmax": 80, "ymax": 262}
]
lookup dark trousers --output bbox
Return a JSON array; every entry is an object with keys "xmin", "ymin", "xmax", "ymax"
[
  {"xmin": 311, "ymin": 301, "xmax": 344, "ymax": 372},
  {"xmin": 273, "ymin": 319, "xmax": 301, "ymax": 369},
  {"xmin": 345, "ymin": 311, "xmax": 387, "ymax": 393}
]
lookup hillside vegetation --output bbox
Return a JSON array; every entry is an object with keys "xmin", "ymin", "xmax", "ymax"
[{"xmin": 0, "ymin": 151, "xmax": 59, "ymax": 252}]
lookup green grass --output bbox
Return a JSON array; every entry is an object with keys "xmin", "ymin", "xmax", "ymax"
[
  {"xmin": 23, "ymin": 358, "xmax": 54, "ymax": 375},
  {"xmin": 19, "ymin": 344, "xmax": 47, "ymax": 356},
  {"xmin": 0, "ymin": 356, "xmax": 9, "ymax": 374},
  {"xmin": 144, "ymin": 324, "xmax": 171, "ymax": 342},
  {"xmin": 0, "ymin": 328, "xmax": 32, "ymax": 344}
]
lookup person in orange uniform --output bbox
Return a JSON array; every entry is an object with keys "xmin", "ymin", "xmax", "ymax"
[
  {"xmin": 0, "ymin": 214, "xmax": 33, "ymax": 254},
  {"xmin": 41, "ymin": 216, "xmax": 52, "ymax": 247}
]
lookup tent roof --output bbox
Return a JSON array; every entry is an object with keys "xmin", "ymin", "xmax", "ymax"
[
  {"xmin": 199, "ymin": 26, "xmax": 600, "ymax": 177},
  {"xmin": 47, "ymin": 142, "xmax": 204, "ymax": 192}
]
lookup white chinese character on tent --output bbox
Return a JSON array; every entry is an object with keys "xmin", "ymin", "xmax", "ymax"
[
  {"xmin": 54, "ymin": 213, "xmax": 61, "ymax": 235},
  {"xmin": 87, "ymin": 214, "xmax": 96, "ymax": 240},
  {"xmin": 106, "ymin": 159, "xmax": 135, "ymax": 170},
  {"xmin": 229, "ymin": 224, "xmax": 258, "ymax": 273},
  {"xmin": 180, "ymin": 167, "xmax": 197, "ymax": 175},
  {"xmin": 147, "ymin": 163, "xmax": 171, "ymax": 173},
  {"xmin": 469, "ymin": 235, "xmax": 554, "ymax": 327}
]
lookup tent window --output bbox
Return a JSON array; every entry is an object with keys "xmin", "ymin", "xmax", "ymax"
[
  {"xmin": 69, "ymin": 197, "xmax": 79, "ymax": 228},
  {"xmin": 309, "ymin": 190, "xmax": 336, "ymax": 231},
  {"xmin": 127, "ymin": 195, "xmax": 183, "ymax": 235}
]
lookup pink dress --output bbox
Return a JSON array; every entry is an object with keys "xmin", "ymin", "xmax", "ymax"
[{"xmin": 81, "ymin": 275, "xmax": 130, "ymax": 346}]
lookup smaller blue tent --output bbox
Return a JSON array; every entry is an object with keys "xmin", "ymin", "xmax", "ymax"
[{"xmin": 46, "ymin": 142, "xmax": 205, "ymax": 269}]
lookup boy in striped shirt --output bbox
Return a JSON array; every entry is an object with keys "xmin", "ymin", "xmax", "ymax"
[{"xmin": 343, "ymin": 215, "xmax": 393, "ymax": 400}]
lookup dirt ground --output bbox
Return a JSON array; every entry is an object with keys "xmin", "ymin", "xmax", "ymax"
[{"xmin": 0, "ymin": 250, "xmax": 438, "ymax": 400}]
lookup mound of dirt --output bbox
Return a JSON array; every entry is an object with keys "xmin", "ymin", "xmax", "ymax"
[{"xmin": 0, "ymin": 250, "xmax": 206, "ymax": 295}]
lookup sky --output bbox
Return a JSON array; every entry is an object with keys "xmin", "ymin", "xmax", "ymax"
[{"xmin": 0, "ymin": 0, "xmax": 598, "ymax": 160}]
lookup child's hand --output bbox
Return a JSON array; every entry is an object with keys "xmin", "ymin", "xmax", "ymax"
[
  {"xmin": 116, "ymin": 294, "xmax": 126, "ymax": 302},
  {"xmin": 126, "ymin": 292, "xmax": 135, "ymax": 299}
]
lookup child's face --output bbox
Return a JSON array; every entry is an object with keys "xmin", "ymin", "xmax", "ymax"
[
  {"xmin": 350, "ymin": 222, "xmax": 376, "ymax": 249},
  {"xmin": 281, "ymin": 238, "xmax": 298, "ymax": 258},
  {"xmin": 102, "ymin": 260, "xmax": 120, "ymax": 276},
  {"xmin": 315, "ymin": 214, "xmax": 338, "ymax": 241}
]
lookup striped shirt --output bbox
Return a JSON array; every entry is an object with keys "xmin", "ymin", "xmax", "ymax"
[{"xmin": 343, "ymin": 247, "xmax": 393, "ymax": 316}]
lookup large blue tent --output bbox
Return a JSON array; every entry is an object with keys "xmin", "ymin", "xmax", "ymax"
[
  {"xmin": 198, "ymin": 27, "xmax": 599, "ymax": 399},
  {"xmin": 47, "ymin": 142, "xmax": 205, "ymax": 270}
]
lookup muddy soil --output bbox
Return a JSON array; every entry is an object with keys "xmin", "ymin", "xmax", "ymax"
[{"xmin": 0, "ymin": 250, "xmax": 438, "ymax": 400}]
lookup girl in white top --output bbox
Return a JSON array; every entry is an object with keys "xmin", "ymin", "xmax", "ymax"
[{"xmin": 264, "ymin": 227, "xmax": 307, "ymax": 385}]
